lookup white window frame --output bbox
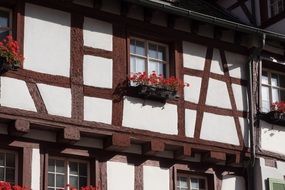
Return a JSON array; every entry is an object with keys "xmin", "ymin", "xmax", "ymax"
[
  {"xmin": 269, "ymin": 0, "xmax": 284, "ymax": 17},
  {"xmin": 0, "ymin": 149, "xmax": 18, "ymax": 185},
  {"xmin": 130, "ymin": 37, "xmax": 169, "ymax": 77},
  {"xmin": 177, "ymin": 174, "xmax": 208, "ymax": 190},
  {"xmin": 0, "ymin": 7, "xmax": 12, "ymax": 36},
  {"xmin": 261, "ymin": 68, "xmax": 285, "ymax": 112},
  {"xmin": 48, "ymin": 157, "xmax": 90, "ymax": 190}
]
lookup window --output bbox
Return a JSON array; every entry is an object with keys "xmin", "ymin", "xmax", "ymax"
[
  {"xmin": 0, "ymin": 150, "xmax": 17, "ymax": 185},
  {"xmin": 269, "ymin": 178, "xmax": 285, "ymax": 190},
  {"xmin": 48, "ymin": 158, "xmax": 89, "ymax": 190},
  {"xmin": 130, "ymin": 38, "xmax": 168, "ymax": 77},
  {"xmin": 261, "ymin": 70, "xmax": 285, "ymax": 112},
  {"xmin": 0, "ymin": 8, "xmax": 12, "ymax": 40},
  {"xmin": 270, "ymin": 0, "xmax": 284, "ymax": 17},
  {"xmin": 177, "ymin": 175, "xmax": 207, "ymax": 190}
]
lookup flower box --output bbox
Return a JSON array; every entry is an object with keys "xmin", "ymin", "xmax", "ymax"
[{"xmin": 259, "ymin": 111, "xmax": 285, "ymax": 126}]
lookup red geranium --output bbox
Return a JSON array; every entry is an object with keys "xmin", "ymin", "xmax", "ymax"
[
  {"xmin": 271, "ymin": 101, "xmax": 285, "ymax": 112},
  {"xmin": 0, "ymin": 181, "xmax": 28, "ymax": 190}
]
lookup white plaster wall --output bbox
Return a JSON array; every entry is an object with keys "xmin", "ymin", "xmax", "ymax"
[
  {"xmin": 83, "ymin": 55, "xmax": 113, "ymax": 88},
  {"xmin": 122, "ymin": 97, "xmax": 178, "ymax": 135},
  {"xmin": 232, "ymin": 84, "xmax": 248, "ymax": 111},
  {"xmin": 174, "ymin": 18, "xmax": 191, "ymax": 32},
  {"xmin": 73, "ymin": 0, "xmax": 93, "ymax": 7},
  {"xmin": 37, "ymin": 84, "xmax": 71, "ymax": 117},
  {"xmin": 260, "ymin": 121, "xmax": 285, "ymax": 155},
  {"xmin": 225, "ymin": 51, "xmax": 247, "ymax": 79},
  {"xmin": 184, "ymin": 75, "xmax": 202, "ymax": 104},
  {"xmin": 266, "ymin": 19, "xmax": 285, "ymax": 35},
  {"xmin": 183, "ymin": 42, "xmax": 206, "ymax": 71},
  {"xmin": 239, "ymin": 117, "xmax": 249, "ymax": 147},
  {"xmin": 24, "ymin": 3, "xmax": 71, "ymax": 77},
  {"xmin": 198, "ymin": 24, "xmax": 214, "ymax": 38},
  {"xmin": 107, "ymin": 162, "xmax": 134, "ymax": 190},
  {"xmin": 83, "ymin": 17, "xmax": 113, "ymax": 51},
  {"xmin": 185, "ymin": 109, "xmax": 197, "ymax": 138},
  {"xmin": 221, "ymin": 175, "xmax": 246, "ymax": 190},
  {"xmin": 143, "ymin": 166, "xmax": 169, "ymax": 190},
  {"xmin": 200, "ymin": 112, "xmax": 239, "ymax": 145},
  {"xmin": 31, "ymin": 148, "xmax": 41, "ymax": 190},
  {"xmin": 151, "ymin": 11, "xmax": 167, "ymax": 27},
  {"xmin": 84, "ymin": 96, "xmax": 112, "ymax": 124},
  {"xmin": 101, "ymin": 0, "xmax": 121, "ymax": 15},
  {"xmin": 206, "ymin": 78, "xmax": 232, "ymax": 109},
  {"xmin": 127, "ymin": 5, "xmax": 144, "ymax": 21},
  {"xmin": 210, "ymin": 49, "xmax": 224, "ymax": 75},
  {"xmin": 0, "ymin": 77, "xmax": 37, "ymax": 112}
]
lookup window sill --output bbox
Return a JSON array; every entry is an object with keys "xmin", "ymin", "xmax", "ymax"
[{"xmin": 259, "ymin": 111, "xmax": 285, "ymax": 126}]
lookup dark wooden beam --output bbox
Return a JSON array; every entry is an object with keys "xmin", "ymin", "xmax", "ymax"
[
  {"xmin": 142, "ymin": 140, "xmax": 165, "ymax": 155},
  {"xmin": 174, "ymin": 144, "xmax": 192, "ymax": 159},
  {"xmin": 226, "ymin": 153, "xmax": 241, "ymax": 165},
  {"xmin": 167, "ymin": 14, "xmax": 176, "ymax": 28},
  {"xmin": 144, "ymin": 7, "xmax": 153, "ymax": 23},
  {"xmin": 104, "ymin": 133, "xmax": 131, "ymax": 151},
  {"xmin": 57, "ymin": 127, "xmax": 80, "ymax": 144},
  {"xmin": 202, "ymin": 151, "xmax": 226, "ymax": 163},
  {"xmin": 121, "ymin": 1, "xmax": 131, "ymax": 17},
  {"xmin": 8, "ymin": 119, "xmax": 30, "ymax": 136},
  {"xmin": 94, "ymin": 0, "xmax": 102, "ymax": 9}
]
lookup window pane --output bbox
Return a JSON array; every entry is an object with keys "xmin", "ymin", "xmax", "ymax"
[
  {"xmin": 272, "ymin": 88, "xmax": 280, "ymax": 103},
  {"xmin": 199, "ymin": 179, "xmax": 206, "ymax": 189},
  {"xmin": 262, "ymin": 86, "xmax": 270, "ymax": 112},
  {"xmin": 0, "ymin": 11, "xmax": 9, "ymax": 27},
  {"xmin": 272, "ymin": 73, "xmax": 279, "ymax": 86},
  {"xmin": 0, "ymin": 168, "xmax": 4, "ymax": 181},
  {"xmin": 0, "ymin": 31, "xmax": 9, "ymax": 41},
  {"xmin": 148, "ymin": 43, "xmax": 157, "ymax": 59},
  {"xmin": 158, "ymin": 46, "xmax": 166, "ymax": 61},
  {"xmin": 48, "ymin": 159, "xmax": 55, "ymax": 172},
  {"xmin": 135, "ymin": 57, "xmax": 146, "ymax": 73},
  {"xmin": 281, "ymin": 90, "xmax": 285, "ymax": 101},
  {"xmin": 79, "ymin": 163, "xmax": 87, "ymax": 176},
  {"xmin": 56, "ymin": 174, "xmax": 64, "ymax": 188},
  {"xmin": 6, "ymin": 153, "xmax": 15, "ymax": 167},
  {"xmin": 279, "ymin": 74, "xmax": 285, "ymax": 88},
  {"xmin": 69, "ymin": 162, "xmax": 79, "ymax": 175},
  {"xmin": 178, "ymin": 177, "xmax": 188, "ymax": 188},
  {"xmin": 6, "ymin": 168, "xmax": 15, "ymax": 183},
  {"xmin": 79, "ymin": 177, "xmax": 87, "ymax": 188},
  {"xmin": 149, "ymin": 61, "xmax": 164, "ymax": 76},
  {"xmin": 48, "ymin": 173, "xmax": 55, "ymax": 187},
  {"xmin": 135, "ymin": 40, "xmax": 145, "ymax": 56},
  {"xmin": 56, "ymin": 160, "xmax": 64, "ymax": 173},
  {"xmin": 262, "ymin": 71, "xmax": 269, "ymax": 85},
  {"xmin": 69, "ymin": 176, "xmax": 79, "ymax": 189},
  {"xmin": 190, "ymin": 178, "xmax": 199, "ymax": 189},
  {"xmin": 130, "ymin": 39, "xmax": 136, "ymax": 54},
  {"xmin": 0, "ymin": 153, "xmax": 4, "ymax": 166}
]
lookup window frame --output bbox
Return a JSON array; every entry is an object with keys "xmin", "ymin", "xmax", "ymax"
[
  {"xmin": 129, "ymin": 36, "xmax": 170, "ymax": 77},
  {"xmin": 268, "ymin": 178, "xmax": 285, "ymax": 190},
  {"xmin": 177, "ymin": 173, "xmax": 208, "ymax": 190},
  {"xmin": 0, "ymin": 149, "xmax": 18, "ymax": 185},
  {"xmin": 0, "ymin": 7, "xmax": 13, "ymax": 38},
  {"xmin": 47, "ymin": 156, "xmax": 90, "ymax": 190}
]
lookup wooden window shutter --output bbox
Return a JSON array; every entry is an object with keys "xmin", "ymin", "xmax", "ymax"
[{"xmin": 269, "ymin": 178, "xmax": 285, "ymax": 190}]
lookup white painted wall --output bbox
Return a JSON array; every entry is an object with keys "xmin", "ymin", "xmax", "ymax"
[
  {"xmin": 260, "ymin": 121, "xmax": 285, "ymax": 155},
  {"xmin": 31, "ymin": 148, "xmax": 41, "ymax": 190},
  {"xmin": 232, "ymin": 84, "xmax": 248, "ymax": 111},
  {"xmin": 200, "ymin": 112, "xmax": 240, "ymax": 145},
  {"xmin": 183, "ymin": 42, "xmax": 207, "ymax": 71},
  {"xmin": 143, "ymin": 166, "xmax": 169, "ymax": 190},
  {"xmin": 107, "ymin": 162, "xmax": 134, "ymax": 190},
  {"xmin": 225, "ymin": 51, "xmax": 247, "ymax": 79},
  {"xmin": 221, "ymin": 175, "xmax": 246, "ymax": 190},
  {"xmin": 184, "ymin": 75, "xmax": 202, "ymax": 104},
  {"xmin": 24, "ymin": 3, "xmax": 71, "ymax": 77},
  {"xmin": 206, "ymin": 78, "xmax": 232, "ymax": 109},
  {"xmin": 122, "ymin": 96, "xmax": 178, "ymax": 135},
  {"xmin": 0, "ymin": 77, "xmax": 37, "ymax": 112},
  {"xmin": 83, "ymin": 55, "xmax": 113, "ymax": 88},
  {"xmin": 185, "ymin": 109, "xmax": 197, "ymax": 138},
  {"xmin": 37, "ymin": 84, "xmax": 72, "ymax": 117},
  {"xmin": 83, "ymin": 17, "xmax": 113, "ymax": 51},
  {"xmin": 84, "ymin": 96, "xmax": 112, "ymax": 124},
  {"xmin": 210, "ymin": 49, "xmax": 224, "ymax": 75}
]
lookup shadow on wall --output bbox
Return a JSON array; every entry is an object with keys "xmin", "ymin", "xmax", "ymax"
[{"xmin": 125, "ymin": 96, "xmax": 166, "ymax": 109}]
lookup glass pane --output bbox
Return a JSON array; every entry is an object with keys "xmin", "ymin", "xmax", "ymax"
[
  {"xmin": 190, "ymin": 178, "xmax": 199, "ymax": 189},
  {"xmin": 69, "ymin": 162, "xmax": 79, "ymax": 175},
  {"xmin": 0, "ymin": 31, "xmax": 9, "ymax": 41},
  {"xmin": 0, "ymin": 168, "xmax": 4, "ymax": 181},
  {"xmin": 69, "ymin": 176, "xmax": 78, "ymax": 189},
  {"xmin": 0, "ymin": 11, "xmax": 9, "ymax": 27},
  {"xmin": 130, "ymin": 56, "xmax": 136, "ymax": 74},
  {"xmin": 135, "ymin": 58, "xmax": 146, "ymax": 73},
  {"xmin": 178, "ymin": 177, "xmax": 188, "ymax": 188},
  {"xmin": 130, "ymin": 39, "xmax": 136, "ymax": 54},
  {"xmin": 0, "ymin": 153, "xmax": 4, "ymax": 166},
  {"xmin": 262, "ymin": 86, "xmax": 270, "ymax": 112},
  {"xmin": 135, "ymin": 40, "xmax": 145, "ymax": 56},
  {"xmin": 281, "ymin": 90, "xmax": 285, "ymax": 101},
  {"xmin": 158, "ymin": 46, "xmax": 166, "ymax": 61},
  {"xmin": 56, "ymin": 174, "xmax": 64, "ymax": 188},
  {"xmin": 48, "ymin": 159, "xmax": 55, "ymax": 172},
  {"xmin": 48, "ymin": 188, "xmax": 54, "ymax": 190},
  {"xmin": 6, "ymin": 153, "xmax": 15, "ymax": 167},
  {"xmin": 56, "ymin": 160, "xmax": 64, "ymax": 173},
  {"xmin": 272, "ymin": 88, "xmax": 280, "ymax": 103},
  {"xmin": 262, "ymin": 71, "xmax": 269, "ymax": 85},
  {"xmin": 79, "ymin": 177, "xmax": 87, "ymax": 188},
  {"xmin": 272, "ymin": 73, "xmax": 279, "ymax": 86},
  {"xmin": 148, "ymin": 43, "xmax": 157, "ymax": 59},
  {"xmin": 6, "ymin": 168, "xmax": 15, "ymax": 183},
  {"xmin": 199, "ymin": 179, "xmax": 206, "ymax": 188},
  {"xmin": 79, "ymin": 163, "xmax": 87, "ymax": 176},
  {"xmin": 149, "ymin": 61, "xmax": 164, "ymax": 76},
  {"xmin": 48, "ymin": 173, "xmax": 55, "ymax": 187},
  {"xmin": 279, "ymin": 74, "xmax": 285, "ymax": 88}
]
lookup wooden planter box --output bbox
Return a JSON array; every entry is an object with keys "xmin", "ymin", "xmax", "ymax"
[
  {"xmin": 128, "ymin": 85, "xmax": 178, "ymax": 102},
  {"xmin": 0, "ymin": 57, "xmax": 18, "ymax": 74},
  {"xmin": 259, "ymin": 111, "xmax": 285, "ymax": 126}
]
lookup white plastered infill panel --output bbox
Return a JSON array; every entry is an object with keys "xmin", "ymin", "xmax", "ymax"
[
  {"xmin": 206, "ymin": 78, "xmax": 232, "ymax": 109},
  {"xmin": 225, "ymin": 51, "xmax": 247, "ymax": 79},
  {"xmin": 232, "ymin": 84, "xmax": 248, "ymax": 111},
  {"xmin": 31, "ymin": 148, "xmax": 41, "ymax": 190},
  {"xmin": 183, "ymin": 41, "xmax": 207, "ymax": 70},
  {"xmin": 37, "ymin": 84, "xmax": 71, "ymax": 117},
  {"xmin": 83, "ymin": 17, "xmax": 113, "ymax": 51},
  {"xmin": 144, "ymin": 166, "xmax": 169, "ymax": 190},
  {"xmin": 107, "ymin": 162, "xmax": 135, "ymax": 190},
  {"xmin": 184, "ymin": 75, "xmax": 202, "ymax": 103},
  {"xmin": 0, "ymin": 77, "xmax": 37, "ymax": 112},
  {"xmin": 239, "ymin": 117, "xmax": 249, "ymax": 147},
  {"xmin": 221, "ymin": 175, "xmax": 246, "ymax": 190},
  {"xmin": 84, "ymin": 96, "xmax": 112, "ymax": 124},
  {"xmin": 260, "ymin": 121, "xmax": 285, "ymax": 155},
  {"xmin": 185, "ymin": 109, "xmax": 197, "ymax": 138},
  {"xmin": 200, "ymin": 112, "xmax": 239, "ymax": 145},
  {"xmin": 24, "ymin": 3, "xmax": 71, "ymax": 77},
  {"xmin": 210, "ymin": 49, "xmax": 224, "ymax": 75},
  {"xmin": 83, "ymin": 55, "xmax": 113, "ymax": 88},
  {"xmin": 122, "ymin": 96, "xmax": 178, "ymax": 135}
]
